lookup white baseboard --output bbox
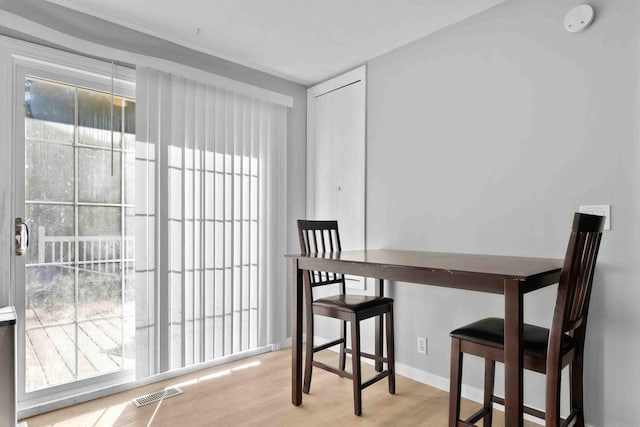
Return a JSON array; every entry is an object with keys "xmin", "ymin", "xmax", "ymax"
[
  {"xmin": 305, "ymin": 337, "xmax": 595, "ymax": 427},
  {"xmin": 280, "ymin": 337, "xmax": 292, "ymax": 349},
  {"xmin": 394, "ymin": 361, "xmax": 551, "ymax": 426}
]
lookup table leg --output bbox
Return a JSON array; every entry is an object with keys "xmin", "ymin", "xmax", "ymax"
[
  {"xmin": 504, "ymin": 279, "xmax": 524, "ymax": 427},
  {"xmin": 375, "ymin": 278, "xmax": 384, "ymax": 372},
  {"xmin": 290, "ymin": 258, "xmax": 303, "ymax": 406}
]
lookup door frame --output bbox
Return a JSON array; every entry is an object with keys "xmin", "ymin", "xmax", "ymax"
[{"xmin": 2, "ymin": 36, "xmax": 136, "ymax": 409}]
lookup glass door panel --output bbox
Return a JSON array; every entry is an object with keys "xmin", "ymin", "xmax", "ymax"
[{"xmin": 22, "ymin": 75, "xmax": 135, "ymax": 394}]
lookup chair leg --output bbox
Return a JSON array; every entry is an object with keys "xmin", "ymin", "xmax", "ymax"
[
  {"xmin": 449, "ymin": 337, "xmax": 463, "ymax": 427},
  {"xmin": 483, "ymin": 359, "xmax": 495, "ymax": 427},
  {"xmin": 385, "ymin": 305, "xmax": 395, "ymax": 394},
  {"xmin": 545, "ymin": 366, "xmax": 562, "ymax": 427},
  {"xmin": 570, "ymin": 356, "xmax": 585, "ymax": 427},
  {"xmin": 350, "ymin": 317, "xmax": 362, "ymax": 416},
  {"xmin": 303, "ymin": 312, "xmax": 314, "ymax": 394},
  {"xmin": 339, "ymin": 320, "xmax": 347, "ymax": 372},
  {"xmin": 375, "ymin": 279, "xmax": 385, "ymax": 372}
]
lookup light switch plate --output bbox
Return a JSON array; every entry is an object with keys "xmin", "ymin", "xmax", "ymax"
[{"xmin": 579, "ymin": 204, "xmax": 611, "ymax": 230}]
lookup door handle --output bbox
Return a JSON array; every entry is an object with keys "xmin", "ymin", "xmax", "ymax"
[{"xmin": 15, "ymin": 217, "xmax": 29, "ymax": 256}]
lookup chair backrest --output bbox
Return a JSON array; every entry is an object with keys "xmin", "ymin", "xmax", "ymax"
[
  {"xmin": 297, "ymin": 220, "xmax": 345, "ymax": 296},
  {"xmin": 548, "ymin": 213, "xmax": 604, "ymax": 359}
]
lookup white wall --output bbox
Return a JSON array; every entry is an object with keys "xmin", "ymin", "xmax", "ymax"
[{"xmin": 366, "ymin": 0, "xmax": 639, "ymax": 425}]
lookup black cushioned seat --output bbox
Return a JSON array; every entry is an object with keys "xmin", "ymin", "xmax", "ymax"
[
  {"xmin": 314, "ymin": 295, "xmax": 395, "ymax": 313},
  {"xmin": 450, "ymin": 317, "xmax": 576, "ymax": 359}
]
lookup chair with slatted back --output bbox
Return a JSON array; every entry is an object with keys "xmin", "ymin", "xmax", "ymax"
[
  {"xmin": 448, "ymin": 212, "xmax": 604, "ymax": 427},
  {"xmin": 297, "ymin": 219, "xmax": 395, "ymax": 416}
]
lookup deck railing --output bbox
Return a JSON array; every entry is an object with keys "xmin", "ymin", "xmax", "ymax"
[{"xmin": 37, "ymin": 226, "xmax": 134, "ymax": 276}]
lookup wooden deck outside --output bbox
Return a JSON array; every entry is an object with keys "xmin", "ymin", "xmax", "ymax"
[{"xmin": 25, "ymin": 301, "xmax": 135, "ymax": 392}]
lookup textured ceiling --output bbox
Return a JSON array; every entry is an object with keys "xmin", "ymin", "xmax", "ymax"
[{"xmin": 43, "ymin": 0, "xmax": 509, "ymax": 85}]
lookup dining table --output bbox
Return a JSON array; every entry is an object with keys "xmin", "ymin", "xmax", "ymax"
[{"xmin": 287, "ymin": 249, "xmax": 563, "ymax": 427}]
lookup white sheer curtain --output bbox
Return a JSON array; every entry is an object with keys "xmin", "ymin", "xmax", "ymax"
[{"xmin": 135, "ymin": 67, "xmax": 287, "ymax": 378}]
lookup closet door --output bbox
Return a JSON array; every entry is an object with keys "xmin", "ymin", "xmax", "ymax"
[{"xmin": 307, "ymin": 66, "xmax": 365, "ymax": 289}]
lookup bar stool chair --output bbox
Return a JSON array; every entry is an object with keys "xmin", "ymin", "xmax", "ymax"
[
  {"xmin": 297, "ymin": 220, "xmax": 395, "ymax": 416},
  {"xmin": 448, "ymin": 213, "xmax": 604, "ymax": 427}
]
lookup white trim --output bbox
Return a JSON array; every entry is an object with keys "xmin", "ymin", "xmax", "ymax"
[
  {"xmin": 135, "ymin": 61, "xmax": 292, "ymax": 107},
  {"xmin": 0, "ymin": 34, "xmax": 135, "ymax": 84},
  {"xmin": 393, "ymin": 362, "xmax": 599, "ymax": 427},
  {"xmin": 281, "ymin": 105, "xmax": 290, "ymax": 348},
  {"xmin": 0, "ymin": 11, "xmax": 293, "ymax": 107},
  {"xmin": 15, "ymin": 60, "xmax": 134, "ymax": 99},
  {"xmin": 305, "ymin": 87, "xmax": 315, "ymax": 218},
  {"xmin": 393, "ymin": 361, "xmax": 548, "ymax": 426},
  {"xmin": 309, "ymin": 66, "xmax": 367, "ymax": 99},
  {"xmin": 308, "ymin": 338, "xmax": 596, "ymax": 427}
]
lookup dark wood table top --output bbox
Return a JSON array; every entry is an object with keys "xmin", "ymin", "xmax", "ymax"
[{"xmin": 287, "ymin": 249, "xmax": 563, "ymax": 293}]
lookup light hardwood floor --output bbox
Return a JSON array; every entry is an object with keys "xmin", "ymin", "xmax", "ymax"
[{"xmin": 22, "ymin": 349, "xmax": 538, "ymax": 426}]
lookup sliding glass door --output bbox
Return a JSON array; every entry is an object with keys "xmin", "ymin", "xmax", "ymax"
[
  {"xmin": 14, "ymin": 61, "xmax": 136, "ymax": 402},
  {"xmin": 6, "ymin": 40, "xmax": 286, "ymax": 414}
]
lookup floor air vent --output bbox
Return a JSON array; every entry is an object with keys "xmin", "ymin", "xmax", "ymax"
[{"xmin": 132, "ymin": 387, "xmax": 183, "ymax": 407}]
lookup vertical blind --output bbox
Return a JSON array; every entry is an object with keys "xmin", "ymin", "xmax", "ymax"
[{"xmin": 135, "ymin": 67, "xmax": 287, "ymax": 377}]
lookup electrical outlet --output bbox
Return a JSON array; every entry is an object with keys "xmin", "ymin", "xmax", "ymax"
[
  {"xmin": 417, "ymin": 336, "xmax": 427, "ymax": 355},
  {"xmin": 579, "ymin": 204, "xmax": 611, "ymax": 230}
]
